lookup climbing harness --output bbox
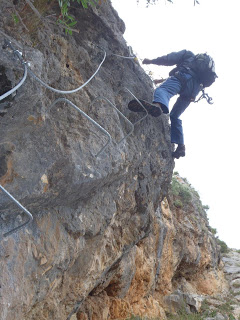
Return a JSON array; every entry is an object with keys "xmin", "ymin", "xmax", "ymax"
[
  {"xmin": 49, "ymin": 98, "xmax": 112, "ymax": 157},
  {"xmin": 0, "ymin": 184, "xmax": 33, "ymax": 237},
  {"xmin": 0, "ymin": 39, "xmax": 150, "ymax": 237},
  {"xmin": 194, "ymin": 89, "xmax": 214, "ymax": 104}
]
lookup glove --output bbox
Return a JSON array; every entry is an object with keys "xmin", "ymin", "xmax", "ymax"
[{"xmin": 142, "ymin": 58, "xmax": 152, "ymax": 65}]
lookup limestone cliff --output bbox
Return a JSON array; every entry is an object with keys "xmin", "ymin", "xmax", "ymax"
[
  {"xmin": 0, "ymin": 1, "xmax": 226, "ymax": 320},
  {"xmin": 76, "ymin": 174, "xmax": 228, "ymax": 319}
]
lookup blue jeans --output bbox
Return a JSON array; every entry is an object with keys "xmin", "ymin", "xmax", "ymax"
[{"xmin": 153, "ymin": 76, "xmax": 191, "ymax": 145}]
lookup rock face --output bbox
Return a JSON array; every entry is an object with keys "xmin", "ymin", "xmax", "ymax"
[
  {"xmin": 0, "ymin": 1, "xmax": 227, "ymax": 320},
  {"xmin": 75, "ymin": 175, "xmax": 228, "ymax": 319},
  {"xmin": 222, "ymin": 250, "xmax": 240, "ymax": 318},
  {"xmin": 201, "ymin": 250, "xmax": 240, "ymax": 320}
]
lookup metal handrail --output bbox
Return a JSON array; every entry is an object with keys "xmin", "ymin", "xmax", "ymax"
[
  {"xmin": 49, "ymin": 98, "xmax": 112, "ymax": 157},
  {"xmin": 89, "ymin": 96, "xmax": 134, "ymax": 144},
  {"xmin": 117, "ymin": 87, "xmax": 149, "ymax": 125},
  {"xmin": 0, "ymin": 40, "xmax": 28, "ymax": 101},
  {"xmin": 0, "ymin": 184, "xmax": 33, "ymax": 237}
]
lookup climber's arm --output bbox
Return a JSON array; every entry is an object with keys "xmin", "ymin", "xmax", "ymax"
[{"xmin": 143, "ymin": 50, "xmax": 194, "ymax": 66}]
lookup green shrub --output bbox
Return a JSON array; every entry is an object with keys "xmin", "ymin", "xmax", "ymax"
[
  {"xmin": 174, "ymin": 199, "xmax": 183, "ymax": 208},
  {"xmin": 171, "ymin": 176, "xmax": 192, "ymax": 205},
  {"xmin": 125, "ymin": 316, "xmax": 152, "ymax": 320},
  {"xmin": 12, "ymin": 13, "xmax": 19, "ymax": 24},
  {"xmin": 179, "ymin": 187, "xmax": 192, "ymax": 203},
  {"xmin": 167, "ymin": 310, "xmax": 204, "ymax": 320},
  {"xmin": 58, "ymin": 0, "xmax": 97, "ymax": 34},
  {"xmin": 217, "ymin": 300, "xmax": 235, "ymax": 314},
  {"xmin": 216, "ymin": 238, "xmax": 229, "ymax": 253},
  {"xmin": 209, "ymin": 227, "xmax": 217, "ymax": 235}
]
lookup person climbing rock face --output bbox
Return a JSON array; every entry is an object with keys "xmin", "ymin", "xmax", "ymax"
[{"xmin": 128, "ymin": 50, "xmax": 217, "ymax": 159}]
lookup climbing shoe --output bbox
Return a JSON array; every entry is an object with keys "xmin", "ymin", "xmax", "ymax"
[
  {"xmin": 128, "ymin": 99, "xmax": 162, "ymax": 117},
  {"xmin": 172, "ymin": 144, "xmax": 185, "ymax": 159}
]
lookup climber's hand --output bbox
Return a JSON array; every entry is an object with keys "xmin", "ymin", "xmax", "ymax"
[
  {"xmin": 153, "ymin": 78, "xmax": 166, "ymax": 85},
  {"xmin": 142, "ymin": 58, "xmax": 152, "ymax": 65}
]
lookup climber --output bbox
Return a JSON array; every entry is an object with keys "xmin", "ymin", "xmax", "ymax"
[{"xmin": 128, "ymin": 50, "xmax": 217, "ymax": 159}]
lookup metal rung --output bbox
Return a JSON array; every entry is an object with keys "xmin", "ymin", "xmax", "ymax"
[
  {"xmin": 0, "ymin": 39, "xmax": 28, "ymax": 102},
  {"xmin": 49, "ymin": 98, "xmax": 112, "ymax": 157},
  {"xmin": 117, "ymin": 87, "xmax": 149, "ymax": 126},
  {"xmin": 89, "ymin": 97, "xmax": 134, "ymax": 144},
  {"xmin": 0, "ymin": 184, "xmax": 33, "ymax": 237}
]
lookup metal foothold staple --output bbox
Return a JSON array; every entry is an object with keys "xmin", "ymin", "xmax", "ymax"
[
  {"xmin": 0, "ymin": 40, "xmax": 28, "ymax": 102},
  {"xmin": 49, "ymin": 98, "xmax": 112, "ymax": 157},
  {"xmin": 0, "ymin": 184, "xmax": 33, "ymax": 237},
  {"xmin": 117, "ymin": 87, "xmax": 149, "ymax": 126},
  {"xmin": 89, "ymin": 97, "xmax": 134, "ymax": 144}
]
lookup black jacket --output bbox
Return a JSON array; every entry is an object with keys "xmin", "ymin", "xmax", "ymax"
[{"xmin": 151, "ymin": 50, "xmax": 202, "ymax": 99}]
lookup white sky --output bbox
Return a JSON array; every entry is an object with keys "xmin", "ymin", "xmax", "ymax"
[{"xmin": 111, "ymin": 0, "xmax": 240, "ymax": 249}]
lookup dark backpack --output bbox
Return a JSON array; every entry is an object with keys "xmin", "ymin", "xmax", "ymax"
[{"xmin": 189, "ymin": 53, "xmax": 217, "ymax": 87}]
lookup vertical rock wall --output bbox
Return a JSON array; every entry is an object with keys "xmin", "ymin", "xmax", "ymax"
[{"xmin": 0, "ymin": 1, "xmax": 173, "ymax": 319}]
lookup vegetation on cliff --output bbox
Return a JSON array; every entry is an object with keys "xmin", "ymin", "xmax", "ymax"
[{"xmin": 171, "ymin": 172, "xmax": 230, "ymax": 255}]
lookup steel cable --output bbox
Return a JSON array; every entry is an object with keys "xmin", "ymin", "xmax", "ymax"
[
  {"xmin": 0, "ymin": 184, "xmax": 33, "ymax": 237},
  {"xmin": 27, "ymin": 50, "xmax": 106, "ymax": 94},
  {"xmin": 0, "ymin": 46, "xmax": 28, "ymax": 102}
]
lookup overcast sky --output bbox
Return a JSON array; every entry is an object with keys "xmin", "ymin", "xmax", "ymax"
[{"xmin": 111, "ymin": 0, "xmax": 240, "ymax": 249}]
